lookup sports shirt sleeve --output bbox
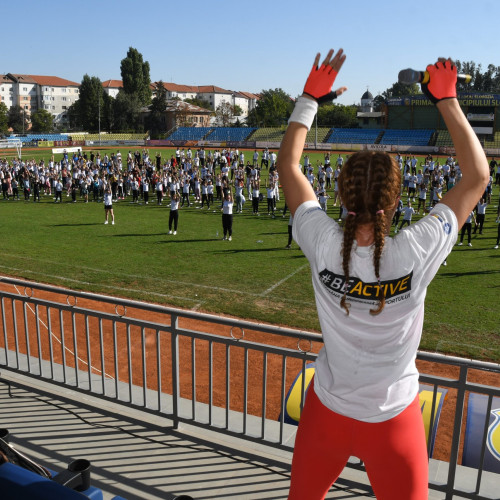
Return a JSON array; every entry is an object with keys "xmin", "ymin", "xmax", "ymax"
[
  {"xmin": 398, "ymin": 202, "xmax": 458, "ymax": 288},
  {"xmin": 292, "ymin": 200, "xmax": 342, "ymax": 261}
]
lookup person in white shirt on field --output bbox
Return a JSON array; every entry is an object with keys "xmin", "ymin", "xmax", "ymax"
[
  {"xmin": 397, "ymin": 200, "xmax": 416, "ymax": 231},
  {"xmin": 103, "ymin": 187, "xmax": 115, "ymax": 225}
]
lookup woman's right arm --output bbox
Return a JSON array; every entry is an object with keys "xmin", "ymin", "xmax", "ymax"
[{"xmin": 424, "ymin": 60, "xmax": 489, "ymax": 227}]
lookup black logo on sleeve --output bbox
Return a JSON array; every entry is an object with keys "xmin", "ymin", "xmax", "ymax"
[{"xmin": 319, "ymin": 269, "xmax": 413, "ymax": 304}]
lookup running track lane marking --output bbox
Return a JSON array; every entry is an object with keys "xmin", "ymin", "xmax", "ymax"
[
  {"xmin": 12, "ymin": 284, "xmax": 116, "ymax": 380},
  {"xmin": 260, "ymin": 263, "xmax": 310, "ymax": 297}
]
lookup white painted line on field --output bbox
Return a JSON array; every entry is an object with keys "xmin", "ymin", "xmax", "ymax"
[
  {"xmin": 1, "ymin": 265, "xmax": 200, "ymax": 303},
  {"xmin": 260, "ymin": 263, "xmax": 310, "ymax": 297},
  {"xmin": 12, "ymin": 285, "xmax": 115, "ymax": 380},
  {"xmin": 1, "ymin": 256, "xmax": 246, "ymax": 297},
  {"xmin": 0, "ymin": 260, "xmax": 316, "ymax": 306}
]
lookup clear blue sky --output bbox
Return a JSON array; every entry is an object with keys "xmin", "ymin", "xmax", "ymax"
[{"xmin": 3, "ymin": 0, "xmax": 499, "ymax": 106}]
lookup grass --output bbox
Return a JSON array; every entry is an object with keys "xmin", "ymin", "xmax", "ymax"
[{"xmin": 1, "ymin": 146, "xmax": 499, "ymax": 362}]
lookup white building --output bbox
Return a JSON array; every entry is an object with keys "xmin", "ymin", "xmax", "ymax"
[
  {"xmin": 0, "ymin": 73, "xmax": 80, "ymax": 125},
  {"xmin": 155, "ymin": 82, "xmax": 258, "ymax": 123},
  {"xmin": 102, "ymin": 80, "xmax": 122, "ymax": 99}
]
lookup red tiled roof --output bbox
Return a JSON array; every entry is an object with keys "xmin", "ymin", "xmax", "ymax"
[
  {"xmin": 198, "ymin": 85, "xmax": 232, "ymax": 94},
  {"xmin": 154, "ymin": 82, "xmax": 233, "ymax": 95},
  {"xmin": 26, "ymin": 75, "xmax": 80, "ymax": 87},
  {"xmin": 159, "ymin": 82, "xmax": 199, "ymax": 93},
  {"xmin": 237, "ymin": 91, "xmax": 259, "ymax": 100},
  {"xmin": 164, "ymin": 100, "xmax": 212, "ymax": 114},
  {"xmin": 102, "ymin": 79, "xmax": 123, "ymax": 88}
]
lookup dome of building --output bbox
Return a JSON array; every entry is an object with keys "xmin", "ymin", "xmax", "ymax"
[{"xmin": 361, "ymin": 90, "xmax": 373, "ymax": 100}]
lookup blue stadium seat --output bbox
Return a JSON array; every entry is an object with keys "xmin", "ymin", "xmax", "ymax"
[
  {"xmin": 325, "ymin": 129, "xmax": 381, "ymax": 144},
  {"xmin": 204, "ymin": 127, "xmax": 256, "ymax": 142},
  {"xmin": 166, "ymin": 127, "xmax": 213, "ymax": 141},
  {"xmin": 379, "ymin": 129, "xmax": 433, "ymax": 146}
]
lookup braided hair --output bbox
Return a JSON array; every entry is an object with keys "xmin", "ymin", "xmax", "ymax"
[{"xmin": 337, "ymin": 152, "xmax": 401, "ymax": 315}]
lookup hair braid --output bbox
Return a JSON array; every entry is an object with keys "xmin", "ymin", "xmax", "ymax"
[
  {"xmin": 370, "ymin": 213, "xmax": 386, "ymax": 315},
  {"xmin": 340, "ymin": 215, "xmax": 356, "ymax": 315},
  {"xmin": 338, "ymin": 152, "xmax": 401, "ymax": 315}
]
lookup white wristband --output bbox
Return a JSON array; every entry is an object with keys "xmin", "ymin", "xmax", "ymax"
[{"xmin": 288, "ymin": 96, "xmax": 318, "ymax": 131}]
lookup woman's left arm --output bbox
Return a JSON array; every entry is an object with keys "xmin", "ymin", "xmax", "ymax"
[{"xmin": 278, "ymin": 49, "xmax": 347, "ymax": 216}]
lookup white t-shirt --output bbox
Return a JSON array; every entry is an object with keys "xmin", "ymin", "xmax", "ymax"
[
  {"xmin": 293, "ymin": 200, "xmax": 457, "ymax": 422},
  {"xmin": 222, "ymin": 201, "xmax": 233, "ymax": 214}
]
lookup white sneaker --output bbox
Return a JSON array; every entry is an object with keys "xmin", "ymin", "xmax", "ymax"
[
  {"xmin": 104, "ymin": 221, "xmax": 108, "ymax": 224},
  {"xmin": 458, "ymin": 242, "xmax": 463, "ymax": 246},
  {"xmin": 495, "ymin": 245, "xmax": 499, "ymax": 249},
  {"xmin": 228, "ymin": 236, "xmax": 232, "ymax": 241},
  {"xmin": 173, "ymin": 231, "xmax": 176, "ymax": 235},
  {"xmin": 168, "ymin": 230, "xmax": 172, "ymax": 234},
  {"xmin": 112, "ymin": 221, "xmax": 115, "ymax": 225},
  {"xmin": 468, "ymin": 243, "xmax": 472, "ymax": 247}
]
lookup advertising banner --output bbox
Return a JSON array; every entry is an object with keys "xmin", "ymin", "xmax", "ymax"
[{"xmin": 463, "ymin": 393, "xmax": 500, "ymax": 473}]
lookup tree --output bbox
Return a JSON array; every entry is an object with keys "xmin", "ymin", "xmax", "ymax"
[
  {"xmin": 112, "ymin": 91, "xmax": 143, "ymax": 132},
  {"xmin": 70, "ymin": 75, "xmax": 107, "ymax": 131},
  {"xmin": 382, "ymin": 82, "xmax": 420, "ymax": 99},
  {"xmin": 233, "ymin": 104, "xmax": 243, "ymax": 117},
  {"xmin": 120, "ymin": 47, "xmax": 152, "ymax": 105},
  {"xmin": 30, "ymin": 109, "xmax": 54, "ymax": 133},
  {"xmin": 455, "ymin": 60, "xmax": 500, "ymax": 93},
  {"xmin": 247, "ymin": 88, "xmax": 293, "ymax": 127},
  {"xmin": 146, "ymin": 81, "xmax": 168, "ymax": 138},
  {"xmin": 7, "ymin": 105, "xmax": 29, "ymax": 134},
  {"xmin": 317, "ymin": 104, "xmax": 358, "ymax": 128},
  {"xmin": 184, "ymin": 97, "xmax": 212, "ymax": 110},
  {"xmin": 0, "ymin": 102, "xmax": 8, "ymax": 135},
  {"xmin": 215, "ymin": 100, "xmax": 234, "ymax": 126}
]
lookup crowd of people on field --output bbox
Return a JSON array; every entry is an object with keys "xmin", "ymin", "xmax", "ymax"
[{"xmin": 0, "ymin": 146, "xmax": 498, "ymax": 248}]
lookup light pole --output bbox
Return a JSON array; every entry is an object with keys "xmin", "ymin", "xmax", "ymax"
[
  {"xmin": 315, "ymin": 113, "xmax": 318, "ymax": 150},
  {"xmin": 98, "ymin": 91, "xmax": 101, "ymax": 146}
]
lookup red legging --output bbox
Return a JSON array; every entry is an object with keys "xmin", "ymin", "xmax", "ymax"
[{"xmin": 288, "ymin": 381, "xmax": 428, "ymax": 500}]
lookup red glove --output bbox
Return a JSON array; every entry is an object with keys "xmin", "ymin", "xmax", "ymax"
[
  {"xmin": 421, "ymin": 60, "xmax": 457, "ymax": 104},
  {"xmin": 303, "ymin": 49, "xmax": 345, "ymax": 104}
]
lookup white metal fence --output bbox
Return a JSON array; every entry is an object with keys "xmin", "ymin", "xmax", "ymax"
[{"xmin": 0, "ymin": 276, "xmax": 499, "ymax": 499}]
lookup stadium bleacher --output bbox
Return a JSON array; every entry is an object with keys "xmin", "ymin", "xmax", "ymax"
[
  {"xmin": 166, "ymin": 127, "xmax": 213, "ymax": 141},
  {"xmin": 204, "ymin": 127, "xmax": 256, "ymax": 142},
  {"xmin": 305, "ymin": 128, "xmax": 332, "ymax": 143},
  {"xmin": 70, "ymin": 133, "xmax": 148, "ymax": 142},
  {"xmin": 248, "ymin": 128, "xmax": 286, "ymax": 142},
  {"xmin": 9, "ymin": 134, "xmax": 69, "ymax": 143},
  {"xmin": 379, "ymin": 129, "xmax": 433, "ymax": 146},
  {"xmin": 434, "ymin": 130, "xmax": 453, "ymax": 147},
  {"xmin": 483, "ymin": 131, "xmax": 500, "ymax": 148},
  {"xmin": 325, "ymin": 128, "xmax": 381, "ymax": 144}
]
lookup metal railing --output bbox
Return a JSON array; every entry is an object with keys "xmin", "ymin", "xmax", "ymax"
[{"xmin": 0, "ymin": 276, "xmax": 499, "ymax": 499}]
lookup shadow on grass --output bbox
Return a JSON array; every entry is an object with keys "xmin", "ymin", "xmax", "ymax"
[
  {"xmin": 440, "ymin": 269, "xmax": 500, "ymax": 279},
  {"xmin": 212, "ymin": 247, "xmax": 307, "ymax": 255},
  {"xmin": 49, "ymin": 223, "xmax": 104, "ymax": 227}
]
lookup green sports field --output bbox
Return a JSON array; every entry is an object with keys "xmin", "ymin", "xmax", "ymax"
[{"xmin": 1, "ymin": 147, "xmax": 499, "ymax": 362}]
